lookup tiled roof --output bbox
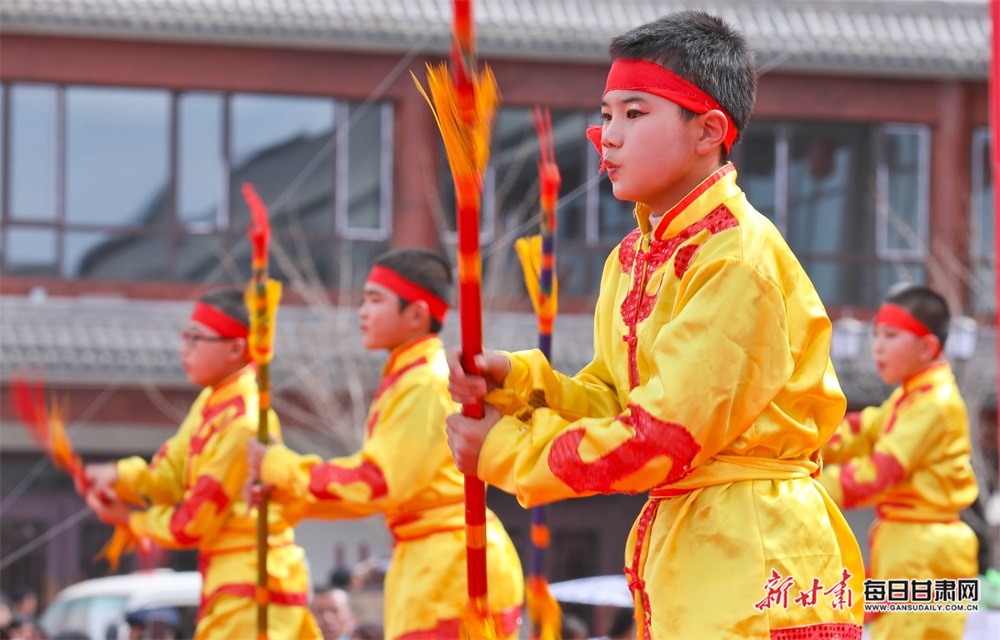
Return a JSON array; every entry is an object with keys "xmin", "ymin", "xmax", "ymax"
[
  {"xmin": 4, "ymin": 294, "xmax": 996, "ymax": 409},
  {"xmin": 0, "ymin": 0, "xmax": 990, "ymax": 79},
  {"xmin": 0, "ymin": 293, "xmax": 596, "ymax": 389}
]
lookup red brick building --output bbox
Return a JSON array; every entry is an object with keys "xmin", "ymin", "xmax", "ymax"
[{"xmin": 1, "ymin": 0, "xmax": 996, "ymax": 609}]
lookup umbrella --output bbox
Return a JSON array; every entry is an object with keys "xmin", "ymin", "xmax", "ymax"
[{"xmin": 547, "ymin": 575, "xmax": 632, "ymax": 608}]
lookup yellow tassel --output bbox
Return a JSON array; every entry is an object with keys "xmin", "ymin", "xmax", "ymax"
[
  {"xmin": 96, "ymin": 526, "xmax": 139, "ymax": 573},
  {"xmin": 526, "ymin": 575, "xmax": 562, "ymax": 640},
  {"xmin": 459, "ymin": 600, "xmax": 499, "ymax": 639},
  {"xmin": 514, "ymin": 236, "xmax": 558, "ymax": 321},
  {"xmin": 412, "ymin": 64, "xmax": 500, "ymax": 183}
]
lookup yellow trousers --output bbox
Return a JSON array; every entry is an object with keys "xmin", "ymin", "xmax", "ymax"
[
  {"xmin": 195, "ymin": 543, "xmax": 320, "ymax": 640},
  {"xmin": 385, "ymin": 519, "xmax": 523, "ymax": 640},
  {"xmin": 868, "ymin": 519, "xmax": 978, "ymax": 640}
]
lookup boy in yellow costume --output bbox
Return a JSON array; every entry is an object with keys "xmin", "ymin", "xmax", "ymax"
[
  {"xmin": 247, "ymin": 248, "xmax": 524, "ymax": 640},
  {"xmin": 446, "ymin": 11, "xmax": 865, "ymax": 639},
  {"xmin": 82, "ymin": 288, "xmax": 319, "ymax": 640},
  {"xmin": 821, "ymin": 284, "xmax": 979, "ymax": 639}
]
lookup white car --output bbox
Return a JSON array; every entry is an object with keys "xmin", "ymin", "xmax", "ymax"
[{"xmin": 40, "ymin": 569, "xmax": 201, "ymax": 640}]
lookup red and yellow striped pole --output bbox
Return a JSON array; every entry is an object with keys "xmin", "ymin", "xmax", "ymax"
[
  {"xmin": 242, "ymin": 183, "xmax": 283, "ymax": 640},
  {"xmin": 514, "ymin": 106, "xmax": 562, "ymax": 640},
  {"xmin": 413, "ymin": 0, "xmax": 500, "ymax": 635}
]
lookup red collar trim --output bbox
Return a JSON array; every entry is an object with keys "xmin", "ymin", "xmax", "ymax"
[{"xmin": 656, "ymin": 164, "xmax": 735, "ymax": 234}]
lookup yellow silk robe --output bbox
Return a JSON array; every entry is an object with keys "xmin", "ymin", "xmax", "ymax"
[
  {"xmin": 480, "ymin": 164, "xmax": 865, "ymax": 639},
  {"xmin": 821, "ymin": 361, "xmax": 979, "ymax": 639},
  {"xmin": 115, "ymin": 365, "xmax": 319, "ymax": 640},
  {"xmin": 261, "ymin": 336, "xmax": 524, "ymax": 640}
]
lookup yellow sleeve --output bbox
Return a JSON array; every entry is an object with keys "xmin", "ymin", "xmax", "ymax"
[
  {"xmin": 822, "ymin": 405, "xmax": 884, "ymax": 465},
  {"xmin": 821, "ymin": 391, "xmax": 938, "ymax": 508},
  {"xmin": 115, "ymin": 399, "xmax": 206, "ymax": 506},
  {"xmin": 262, "ymin": 376, "xmax": 452, "ymax": 521},
  {"xmin": 479, "ymin": 257, "xmax": 795, "ymax": 507},
  {"xmin": 485, "ymin": 272, "xmax": 623, "ymax": 420},
  {"xmin": 128, "ymin": 415, "xmax": 254, "ymax": 549},
  {"xmin": 485, "ymin": 348, "xmax": 624, "ymax": 422}
]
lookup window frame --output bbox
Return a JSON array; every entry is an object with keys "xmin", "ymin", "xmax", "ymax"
[
  {"xmin": 875, "ymin": 123, "xmax": 931, "ymax": 262},
  {"xmin": 0, "ymin": 81, "xmax": 394, "ymax": 284}
]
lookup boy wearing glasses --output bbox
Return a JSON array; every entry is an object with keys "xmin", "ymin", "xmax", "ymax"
[{"xmin": 81, "ymin": 288, "xmax": 320, "ymax": 640}]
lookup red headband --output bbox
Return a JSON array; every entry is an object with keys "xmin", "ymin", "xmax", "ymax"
[
  {"xmin": 191, "ymin": 302, "xmax": 248, "ymax": 339},
  {"xmin": 875, "ymin": 303, "xmax": 941, "ymax": 357},
  {"xmin": 367, "ymin": 265, "xmax": 449, "ymax": 323},
  {"xmin": 874, "ymin": 303, "xmax": 932, "ymax": 338},
  {"xmin": 586, "ymin": 59, "xmax": 739, "ymax": 167}
]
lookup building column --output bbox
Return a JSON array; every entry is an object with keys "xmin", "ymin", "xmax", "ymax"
[
  {"xmin": 929, "ymin": 81, "xmax": 973, "ymax": 313},
  {"xmin": 391, "ymin": 76, "xmax": 444, "ymax": 251}
]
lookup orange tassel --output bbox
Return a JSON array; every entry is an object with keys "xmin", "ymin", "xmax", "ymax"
[
  {"xmin": 12, "ymin": 377, "xmax": 87, "ymax": 491},
  {"xmin": 460, "ymin": 600, "xmax": 499, "ymax": 640},
  {"xmin": 527, "ymin": 575, "xmax": 562, "ymax": 640},
  {"xmin": 96, "ymin": 526, "xmax": 139, "ymax": 573}
]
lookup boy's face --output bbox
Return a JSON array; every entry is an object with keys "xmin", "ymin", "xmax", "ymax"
[
  {"xmin": 600, "ymin": 89, "xmax": 715, "ymax": 215},
  {"xmin": 870, "ymin": 323, "xmax": 939, "ymax": 385},
  {"xmin": 359, "ymin": 281, "xmax": 420, "ymax": 351},
  {"xmin": 179, "ymin": 319, "xmax": 248, "ymax": 387}
]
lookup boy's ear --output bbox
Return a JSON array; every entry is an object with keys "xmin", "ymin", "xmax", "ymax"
[
  {"xmin": 405, "ymin": 300, "xmax": 432, "ymax": 332},
  {"xmin": 696, "ymin": 109, "xmax": 729, "ymax": 155},
  {"xmin": 229, "ymin": 337, "xmax": 250, "ymax": 362},
  {"xmin": 918, "ymin": 334, "xmax": 942, "ymax": 362}
]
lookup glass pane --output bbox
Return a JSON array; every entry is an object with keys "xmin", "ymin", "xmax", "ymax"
[
  {"xmin": 975, "ymin": 131, "xmax": 994, "ymax": 260},
  {"xmin": 787, "ymin": 124, "xmax": 873, "ymax": 255},
  {"xmin": 178, "ymin": 93, "xmax": 224, "ymax": 226},
  {"xmin": 4, "ymin": 226, "xmax": 57, "ymax": 276},
  {"xmin": 550, "ymin": 112, "xmax": 590, "ymax": 243},
  {"xmin": 733, "ymin": 124, "xmax": 777, "ymax": 223},
  {"xmin": 345, "ymin": 102, "xmax": 383, "ymax": 231},
  {"xmin": 787, "ymin": 124, "xmax": 875, "ymax": 305},
  {"xmin": 973, "ymin": 129, "xmax": 994, "ymax": 314},
  {"xmin": 65, "ymin": 87, "xmax": 171, "ymax": 226},
  {"xmin": 491, "ymin": 108, "xmax": 551, "ymax": 241},
  {"xmin": 272, "ymin": 236, "xmax": 338, "ymax": 286},
  {"xmin": 10, "ymin": 84, "xmax": 58, "ymax": 221},
  {"xmin": 883, "ymin": 129, "xmax": 924, "ymax": 253},
  {"xmin": 0, "ymin": 84, "xmax": 4, "ymax": 219},
  {"xmin": 64, "ymin": 230, "xmax": 169, "ymax": 280},
  {"xmin": 437, "ymin": 108, "xmax": 591, "ymax": 245},
  {"xmin": 175, "ymin": 233, "xmax": 246, "ymax": 284},
  {"xmin": 878, "ymin": 262, "xmax": 926, "ymax": 294},
  {"xmin": 326, "ymin": 238, "xmax": 389, "ymax": 291},
  {"xmin": 973, "ymin": 262, "xmax": 995, "ymax": 315},
  {"xmin": 230, "ymin": 94, "xmax": 335, "ymax": 238}
]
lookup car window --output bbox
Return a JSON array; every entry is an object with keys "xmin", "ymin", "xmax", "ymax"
[{"xmin": 42, "ymin": 595, "xmax": 128, "ymax": 640}]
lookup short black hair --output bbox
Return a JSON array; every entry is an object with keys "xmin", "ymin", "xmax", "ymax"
[
  {"xmin": 884, "ymin": 283, "xmax": 950, "ymax": 346},
  {"xmin": 608, "ymin": 10, "xmax": 758, "ymax": 156},
  {"xmin": 198, "ymin": 288, "xmax": 249, "ymax": 328},
  {"xmin": 372, "ymin": 248, "xmax": 453, "ymax": 334}
]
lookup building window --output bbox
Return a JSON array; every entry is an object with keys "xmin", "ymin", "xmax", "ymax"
[
  {"xmin": 436, "ymin": 110, "xmax": 931, "ymax": 306},
  {"xmin": 731, "ymin": 121, "xmax": 930, "ymax": 308},
  {"xmin": 971, "ymin": 126, "xmax": 995, "ymax": 315},
  {"xmin": 0, "ymin": 82, "xmax": 392, "ymax": 289}
]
